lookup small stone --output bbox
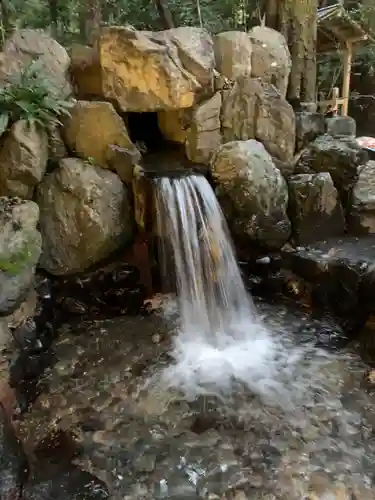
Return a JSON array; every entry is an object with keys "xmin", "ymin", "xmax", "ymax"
[{"xmin": 133, "ymin": 452, "xmax": 156, "ymax": 472}]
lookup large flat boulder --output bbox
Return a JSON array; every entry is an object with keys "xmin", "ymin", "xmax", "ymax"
[
  {"xmin": 100, "ymin": 25, "xmax": 215, "ymax": 111},
  {"xmin": 37, "ymin": 158, "xmax": 133, "ymax": 276},
  {"xmin": 222, "ymin": 77, "xmax": 295, "ymax": 162},
  {"xmin": 281, "ymin": 236, "xmax": 375, "ymax": 320},
  {"xmin": 211, "ymin": 139, "xmax": 291, "ymax": 249}
]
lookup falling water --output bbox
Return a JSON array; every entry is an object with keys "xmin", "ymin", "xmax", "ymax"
[
  {"xmin": 148, "ymin": 173, "xmax": 375, "ymax": 494},
  {"xmin": 154, "ymin": 174, "xmax": 286, "ymax": 400}
]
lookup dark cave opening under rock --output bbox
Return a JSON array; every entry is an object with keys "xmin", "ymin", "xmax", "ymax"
[{"xmin": 125, "ymin": 111, "xmax": 180, "ymax": 155}]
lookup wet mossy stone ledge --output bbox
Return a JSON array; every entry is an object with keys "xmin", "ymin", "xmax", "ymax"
[
  {"xmin": 0, "ymin": 197, "xmax": 42, "ymax": 316},
  {"xmin": 281, "ymin": 236, "xmax": 375, "ymax": 321}
]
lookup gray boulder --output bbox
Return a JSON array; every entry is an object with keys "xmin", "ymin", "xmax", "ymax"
[
  {"xmin": 37, "ymin": 158, "xmax": 133, "ymax": 275},
  {"xmin": 0, "ymin": 197, "xmax": 41, "ymax": 315},
  {"xmin": 296, "ymin": 134, "xmax": 368, "ymax": 206},
  {"xmin": 0, "ymin": 121, "xmax": 48, "ymax": 199},
  {"xmin": 348, "ymin": 160, "xmax": 375, "ymax": 234},
  {"xmin": 211, "ymin": 139, "xmax": 291, "ymax": 249},
  {"xmin": 222, "ymin": 76, "xmax": 295, "ymax": 162},
  {"xmin": 288, "ymin": 173, "xmax": 345, "ymax": 245},
  {"xmin": 295, "ymin": 112, "xmax": 325, "ymax": 152}
]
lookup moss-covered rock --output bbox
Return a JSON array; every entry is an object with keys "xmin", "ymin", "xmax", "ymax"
[{"xmin": 0, "ymin": 197, "xmax": 42, "ymax": 315}]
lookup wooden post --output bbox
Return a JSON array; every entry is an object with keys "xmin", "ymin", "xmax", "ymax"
[
  {"xmin": 341, "ymin": 40, "xmax": 352, "ymax": 116},
  {"xmin": 331, "ymin": 86, "xmax": 339, "ymax": 115}
]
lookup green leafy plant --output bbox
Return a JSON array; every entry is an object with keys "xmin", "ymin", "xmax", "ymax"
[
  {"xmin": 0, "ymin": 58, "xmax": 75, "ymax": 137},
  {"xmin": 0, "ymin": 241, "xmax": 36, "ymax": 275}
]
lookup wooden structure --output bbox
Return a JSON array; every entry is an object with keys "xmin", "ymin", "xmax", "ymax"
[{"xmin": 317, "ymin": 3, "xmax": 372, "ymax": 116}]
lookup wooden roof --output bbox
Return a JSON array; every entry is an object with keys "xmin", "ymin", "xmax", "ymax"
[{"xmin": 317, "ymin": 4, "xmax": 372, "ymax": 53}]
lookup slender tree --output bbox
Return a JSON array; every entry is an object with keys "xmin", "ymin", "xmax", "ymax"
[
  {"xmin": 48, "ymin": 0, "xmax": 59, "ymax": 38},
  {"xmin": 154, "ymin": 0, "xmax": 175, "ymax": 29},
  {"xmin": 82, "ymin": 0, "xmax": 102, "ymax": 45}
]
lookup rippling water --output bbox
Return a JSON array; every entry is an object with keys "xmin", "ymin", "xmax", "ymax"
[
  {"xmin": 18, "ymin": 305, "xmax": 375, "ymax": 499},
  {"xmin": 15, "ymin": 174, "xmax": 375, "ymax": 499}
]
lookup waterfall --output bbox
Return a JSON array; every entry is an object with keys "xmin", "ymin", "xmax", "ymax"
[{"xmin": 154, "ymin": 174, "xmax": 281, "ymax": 399}]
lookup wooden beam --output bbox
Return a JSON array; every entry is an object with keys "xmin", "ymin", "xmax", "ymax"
[{"xmin": 341, "ymin": 40, "xmax": 352, "ymax": 116}]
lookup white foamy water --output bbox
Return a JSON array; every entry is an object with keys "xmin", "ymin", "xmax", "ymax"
[{"xmin": 154, "ymin": 174, "xmax": 302, "ymax": 403}]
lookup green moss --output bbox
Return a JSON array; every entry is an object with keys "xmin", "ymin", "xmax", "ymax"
[{"xmin": 0, "ymin": 241, "xmax": 36, "ymax": 275}]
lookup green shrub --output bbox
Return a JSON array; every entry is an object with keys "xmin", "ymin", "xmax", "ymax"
[{"xmin": 0, "ymin": 58, "xmax": 75, "ymax": 137}]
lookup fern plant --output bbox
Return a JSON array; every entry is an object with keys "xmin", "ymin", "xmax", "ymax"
[{"xmin": 0, "ymin": 59, "xmax": 75, "ymax": 137}]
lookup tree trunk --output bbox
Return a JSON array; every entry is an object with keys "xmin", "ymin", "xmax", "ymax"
[
  {"xmin": 264, "ymin": 0, "xmax": 278, "ymax": 30},
  {"xmin": 265, "ymin": 0, "xmax": 317, "ymax": 104},
  {"xmin": 0, "ymin": 0, "xmax": 12, "ymax": 45},
  {"xmin": 154, "ymin": 0, "xmax": 175, "ymax": 29},
  {"xmin": 48, "ymin": 0, "xmax": 59, "ymax": 38},
  {"xmin": 82, "ymin": 0, "xmax": 102, "ymax": 46}
]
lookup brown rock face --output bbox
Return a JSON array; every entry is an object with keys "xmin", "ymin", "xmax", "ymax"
[
  {"xmin": 0, "ymin": 121, "xmax": 48, "ymax": 199},
  {"xmin": 185, "ymin": 92, "xmax": 222, "ymax": 164},
  {"xmin": 100, "ymin": 25, "xmax": 215, "ymax": 111},
  {"xmin": 70, "ymin": 44, "xmax": 102, "ymax": 99},
  {"xmin": 63, "ymin": 100, "xmax": 137, "ymax": 169},
  {"xmin": 37, "ymin": 158, "xmax": 133, "ymax": 276}
]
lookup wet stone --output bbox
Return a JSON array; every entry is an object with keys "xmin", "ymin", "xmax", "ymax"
[
  {"xmin": 52, "ymin": 262, "xmax": 147, "ymax": 321},
  {"xmin": 287, "ymin": 172, "xmax": 345, "ymax": 245},
  {"xmin": 281, "ymin": 236, "xmax": 375, "ymax": 327},
  {"xmin": 0, "ymin": 402, "xmax": 28, "ymax": 500},
  {"xmin": 22, "ymin": 465, "xmax": 110, "ymax": 500}
]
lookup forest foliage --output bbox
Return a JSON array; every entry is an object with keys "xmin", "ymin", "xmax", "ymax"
[{"xmin": 0, "ymin": 0, "xmax": 375, "ymax": 105}]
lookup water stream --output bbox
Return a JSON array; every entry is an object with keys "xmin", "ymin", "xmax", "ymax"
[
  {"xmin": 153, "ymin": 174, "xmax": 324, "ymax": 408},
  {"xmin": 17, "ymin": 173, "xmax": 375, "ymax": 499}
]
